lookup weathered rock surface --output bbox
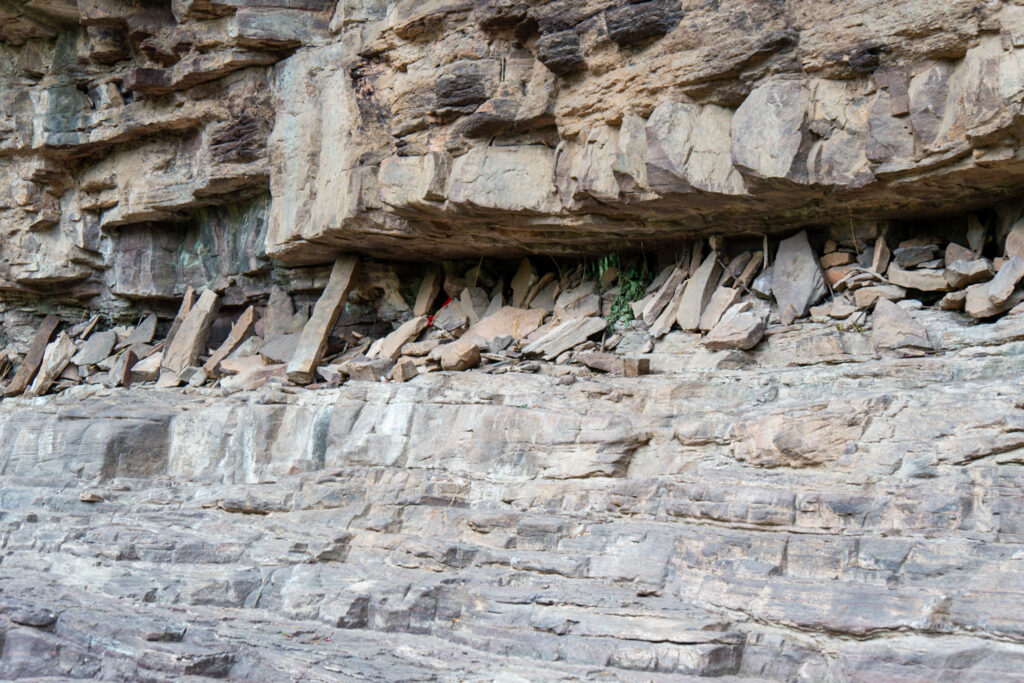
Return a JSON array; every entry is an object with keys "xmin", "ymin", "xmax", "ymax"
[{"xmin": 2, "ymin": 310, "xmax": 1024, "ymax": 678}]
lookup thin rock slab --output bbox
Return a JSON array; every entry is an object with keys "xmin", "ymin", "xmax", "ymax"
[
  {"xmin": 130, "ymin": 352, "xmax": 163, "ymax": 382},
  {"xmin": 164, "ymin": 286, "xmax": 195, "ymax": 350},
  {"xmin": 676, "ymin": 252, "xmax": 723, "ymax": 331},
  {"xmin": 886, "ymin": 264, "xmax": 950, "ymax": 292},
  {"xmin": 259, "ymin": 333, "xmax": 301, "ymax": 364},
  {"xmin": 25, "ymin": 332, "xmax": 76, "ymax": 397},
  {"xmin": 6, "ymin": 314, "xmax": 59, "ymax": 396},
  {"xmin": 287, "ymin": 256, "xmax": 359, "ymax": 384},
  {"xmin": 116, "ymin": 314, "xmax": 157, "ymax": 350},
  {"xmin": 72, "ymin": 329, "xmax": 116, "ymax": 367},
  {"xmin": 642, "ymin": 263, "xmax": 687, "ymax": 324},
  {"xmin": 413, "ymin": 266, "xmax": 442, "ymax": 317},
  {"xmin": 522, "ymin": 316, "xmax": 606, "ymax": 361},
  {"xmin": 578, "ymin": 352, "xmax": 650, "ymax": 377},
  {"xmin": 162, "ymin": 289, "xmax": 220, "ymax": 375},
  {"xmin": 221, "ymin": 363, "xmax": 287, "ymax": 393},
  {"xmin": 204, "ymin": 306, "xmax": 256, "ymax": 376},
  {"xmin": 698, "ymin": 286, "xmax": 742, "ymax": 332},
  {"xmin": 772, "ymin": 231, "xmax": 827, "ymax": 325}
]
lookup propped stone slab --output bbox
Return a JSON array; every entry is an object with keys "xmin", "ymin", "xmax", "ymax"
[
  {"xmin": 105, "ymin": 350, "xmax": 136, "ymax": 389},
  {"xmin": 162, "ymin": 289, "xmax": 220, "ymax": 375},
  {"xmin": 642, "ymin": 263, "xmax": 686, "ymax": 324},
  {"xmin": 287, "ymin": 256, "xmax": 359, "ymax": 384},
  {"xmin": 72, "ymin": 329, "xmax": 116, "ymax": 367},
  {"xmin": 698, "ymin": 286, "xmax": 742, "ymax": 332},
  {"xmin": 260, "ymin": 333, "xmax": 301, "ymax": 364},
  {"xmin": 116, "ymin": 314, "xmax": 157, "ymax": 350},
  {"xmin": 650, "ymin": 282, "xmax": 685, "ymax": 338},
  {"xmin": 773, "ymin": 231, "xmax": 827, "ymax": 325},
  {"xmin": 164, "ymin": 286, "xmax": 196, "ymax": 350},
  {"xmin": 25, "ymin": 332, "xmax": 76, "ymax": 397},
  {"xmin": 887, "ymin": 264, "xmax": 950, "ymax": 292},
  {"xmin": 130, "ymin": 352, "xmax": 163, "ymax": 382},
  {"xmin": 522, "ymin": 316, "xmax": 606, "ymax": 360},
  {"xmin": 510, "ymin": 258, "xmax": 538, "ymax": 308},
  {"xmin": 676, "ymin": 253, "xmax": 723, "ymax": 331},
  {"xmin": 6, "ymin": 314, "xmax": 59, "ymax": 396},
  {"xmin": 204, "ymin": 306, "xmax": 256, "ymax": 376},
  {"xmin": 413, "ymin": 267, "xmax": 442, "ymax": 317}
]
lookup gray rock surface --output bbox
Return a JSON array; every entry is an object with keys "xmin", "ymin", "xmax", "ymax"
[{"xmin": 2, "ymin": 310, "xmax": 1024, "ymax": 678}]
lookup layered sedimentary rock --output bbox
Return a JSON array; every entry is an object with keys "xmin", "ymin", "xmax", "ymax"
[
  {"xmin": 6, "ymin": 1, "xmax": 1024, "ymax": 308},
  {"xmin": 5, "ymin": 312, "xmax": 1024, "ymax": 678}
]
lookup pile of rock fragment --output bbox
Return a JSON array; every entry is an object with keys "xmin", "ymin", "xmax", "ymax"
[{"xmin": 2, "ymin": 218, "xmax": 1022, "ymax": 398}]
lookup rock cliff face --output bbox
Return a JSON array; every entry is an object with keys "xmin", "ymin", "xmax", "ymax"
[
  {"xmin": 6, "ymin": 0, "xmax": 1024, "ymax": 679},
  {"xmin": 6, "ymin": 0, "xmax": 1024, "ymax": 307}
]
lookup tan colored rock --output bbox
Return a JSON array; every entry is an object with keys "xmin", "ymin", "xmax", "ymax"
[
  {"xmin": 390, "ymin": 358, "xmax": 419, "ymax": 382},
  {"xmin": 642, "ymin": 263, "xmax": 686, "ymax": 324},
  {"xmin": 886, "ymin": 264, "xmax": 950, "ymax": 292},
  {"xmin": 578, "ymin": 352, "xmax": 650, "ymax": 377},
  {"xmin": 698, "ymin": 286, "xmax": 742, "ymax": 332},
  {"xmin": 221, "ymin": 363, "xmax": 287, "ymax": 393},
  {"xmin": 26, "ymin": 332, "xmax": 76, "ymax": 397},
  {"xmin": 462, "ymin": 306, "xmax": 546, "ymax": 349},
  {"xmin": 460, "ymin": 287, "xmax": 490, "ymax": 325},
  {"xmin": 853, "ymin": 285, "xmax": 907, "ymax": 309},
  {"xmin": 369, "ymin": 316, "xmax": 429, "ymax": 361},
  {"xmin": 946, "ymin": 242, "xmax": 976, "ymax": 264},
  {"xmin": 413, "ymin": 267, "xmax": 443, "ymax": 317},
  {"xmin": 939, "ymin": 290, "xmax": 967, "ymax": 311},
  {"xmin": 204, "ymin": 306, "xmax": 256, "ymax": 376},
  {"xmin": 964, "ymin": 257, "xmax": 1024, "ymax": 318},
  {"xmin": 130, "ymin": 352, "xmax": 163, "ymax": 382},
  {"xmin": 1006, "ymin": 220, "xmax": 1024, "ymax": 260},
  {"xmin": 676, "ymin": 252, "xmax": 723, "ymax": 331},
  {"xmin": 6, "ymin": 314, "xmax": 59, "ymax": 396},
  {"xmin": 510, "ymin": 259, "xmax": 538, "ymax": 308},
  {"xmin": 871, "ymin": 238, "xmax": 891, "ymax": 275},
  {"xmin": 287, "ymin": 256, "xmax": 359, "ymax": 385},
  {"xmin": 650, "ymin": 282, "xmax": 685, "ymax": 338},
  {"xmin": 439, "ymin": 340, "xmax": 481, "ymax": 371},
  {"xmin": 72, "ymin": 329, "xmax": 116, "ymax": 367},
  {"xmin": 163, "ymin": 289, "xmax": 219, "ymax": 375},
  {"xmin": 522, "ymin": 317, "xmax": 606, "ymax": 360},
  {"xmin": 820, "ymin": 252, "xmax": 854, "ymax": 268},
  {"xmin": 704, "ymin": 303, "xmax": 767, "ymax": 351},
  {"xmin": 164, "ymin": 287, "xmax": 195, "ymax": 351}
]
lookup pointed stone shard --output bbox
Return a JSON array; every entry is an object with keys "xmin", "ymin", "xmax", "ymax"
[
  {"xmin": 511, "ymin": 258, "xmax": 538, "ymax": 308},
  {"xmin": 460, "ymin": 286, "xmax": 490, "ymax": 325},
  {"xmin": 642, "ymin": 262, "xmax": 686, "ymax": 323},
  {"xmin": 26, "ymin": 332, "xmax": 76, "ymax": 397},
  {"xmin": 116, "ymin": 314, "xmax": 157, "ymax": 350},
  {"xmin": 676, "ymin": 252, "xmax": 723, "ymax": 331},
  {"xmin": 870, "ymin": 238, "xmax": 890, "ymax": 275},
  {"xmin": 162, "ymin": 289, "xmax": 220, "ymax": 375},
  {"xmin": 522, "ymin": 316, "xmax": 606, "ymax": 360},
  {"xmin": 204, "ymin": 306, "xmax": 256, "ymax": 376},
  {"xmin": 414, "ymin": 266, "xmax": 443, "ymax": 316},
  {"xmin": 734, "ymin": 251, "xmax": 763, "ymax": 289},
  {"xmin": 6, "ymin": 314, "xmax": 59, "ymax": 396},
  {"xmin": 650, "ymin": 282, "xmax": 685, "ymax": 338},
  {"xmin": 773, "ymin": 231, "xmax": 828, "ymax": 325},
  {"xmin": 872, "ymin": 298, "xmax": 933, "ymax": 357},
  {"xmin": 72, "ymin": 329, "xmax": 116, "ymax": 367},
  {"xmin": 263, "ymin": 286, "xmax": 294, "ymax": 339},
  {"xmin": 964, "ymin": 256, "xmax": 1024, "ymax": 318},
  {"xmin": 1005, "ymin": 220, "xmax": 1024, "ymax": 260},
  {"xmin": 720, "ymin": 252, "xmax": 753, "ymax": 286},
  {"xmin": 164, "ymin": 286, "xmax": 195, "ymax": 350},
  {"xmin": 287, "ymin": 256, "xmax": 359, "ymax": 384},
  {"xmin": 698, "ymin": 286, "xmax": 742, "ymax": 332},
  {"xmin": 369, "ymin": 316, "xmax": 429, "ymax": 361}
]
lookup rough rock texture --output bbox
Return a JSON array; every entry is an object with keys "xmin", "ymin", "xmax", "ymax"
[
  {"xmin": 4, "ymin": 310, "xmax": 1024, "ymax": 678},
  {"xmin": 9, "ymin": 1, "xmax": 1024, "ymax": 315}
]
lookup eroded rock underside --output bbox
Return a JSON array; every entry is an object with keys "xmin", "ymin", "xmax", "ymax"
[{"xmin": 7, "ymin": 0, "xmax": 1024, "ymax": 679}]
